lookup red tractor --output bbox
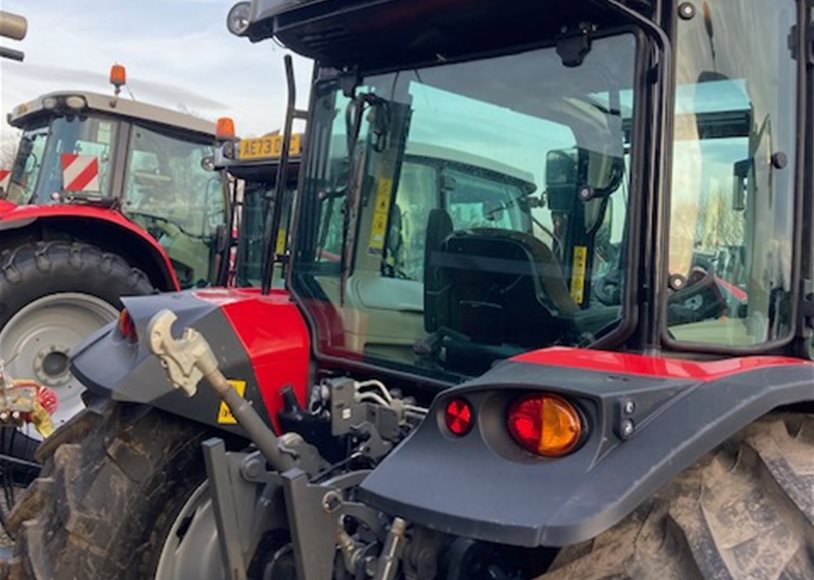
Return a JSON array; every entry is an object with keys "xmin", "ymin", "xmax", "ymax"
[
  {"xmin": 0, "ymin": 73, "xmax": 230, "ymax": 443},
  {"xmin": 6, "ymin": 0, "xmax": 814, "ymax": 578}
]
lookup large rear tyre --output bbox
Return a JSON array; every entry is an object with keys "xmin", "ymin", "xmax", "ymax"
[
  {"xmin": 0, "ymin": 240, "xmax": 155, "ymax": 508},
  {"xmin": 0, "ymin": 241, "xmax": 155, "ymax": 432},
  {"xmin": 539, "ymin": 413, "xmax": 814, "ymax": 579},
  {"xmin": 5, "ymin": 400, "xmax": 220, "ymax": 580}
]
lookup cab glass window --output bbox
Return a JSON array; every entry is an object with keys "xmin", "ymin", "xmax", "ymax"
[
  {"xmin": 236, "ymin": 178, "xmax": 296, "ymax": 288},
  {"xmin": 294, "ymin": 34, "xmax": 638, "ymax": 379},
  {"xmin": 9, "ymin": 116, "xmax": 117, "ymax": 204},
  {"xmin": 6, "ymin": 124, "xmax": 48, "ymax": 204},
  {"xmin": 123, "ymin": 125, "xmax": 225, "ymax": 288},
  {"xmin": 666, "ymin": 0, "xmax": 797, "ymax": 346}
]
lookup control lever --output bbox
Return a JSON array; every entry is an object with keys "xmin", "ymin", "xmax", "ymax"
[{"xmin": 147, "ymin": 310, "xmax": 294, "ymax": 472}]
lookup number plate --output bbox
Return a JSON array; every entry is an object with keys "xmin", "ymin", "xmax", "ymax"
[{"xmin": 238, "ymin": 134, "xmax": 301, "ymax": 160}]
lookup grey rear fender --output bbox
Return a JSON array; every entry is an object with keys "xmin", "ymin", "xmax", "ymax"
[
  {"xmin": 71, "ymin": 291, "xmax": 272, "ymax": 436},
  {"xmin": 360, "ymin": 350, "xmax": 814, "ymax": 547}
]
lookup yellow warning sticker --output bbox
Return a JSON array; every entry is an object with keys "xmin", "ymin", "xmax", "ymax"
[
  {"xmin": 217, "ymin": 380, "xmax": 246, "ymax": 424},
  {"xmin": 276, "ymin": 228, "xmax": 287, "ymax": 255},
  {"xmin": 368, "ymin": 178, "xmax": 393, "ymax": 253},
  {"xmin": 570, "ymin": 246, "xmax": 588, "ymax": 305}
]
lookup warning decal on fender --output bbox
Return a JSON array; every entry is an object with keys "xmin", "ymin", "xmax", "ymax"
[{"xmin": 217, "ymin": 380, "xmax": 246, "ymax": 424}]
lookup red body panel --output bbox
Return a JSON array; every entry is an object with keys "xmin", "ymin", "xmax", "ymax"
[
  {"xmin": 194, "ymin": 288, "xmax": 311, "ymax": 431},
  {"xmin": 513, "ymin": 346, "xmax": 810, "ymax": 381},
  {"xmin": 0, "ymin": 203, "xmax": 180, "ymax": 289}
]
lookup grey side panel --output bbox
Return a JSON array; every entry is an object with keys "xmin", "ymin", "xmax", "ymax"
[
  {"xmin": 71, "ymin": 292, "xmax": 270, "ymax": 436},
  {"xmin": 360, "ymin": 361, "xmax": 814, "ymax": 547}
]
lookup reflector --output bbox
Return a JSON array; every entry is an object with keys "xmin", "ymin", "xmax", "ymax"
[
  {"xmin": 444, "ymin": 398, "xmax": 473, "ymax": 436},
  {"xmin": 117, "ymin": 309, "xmax": 137, "ymax": 343}
]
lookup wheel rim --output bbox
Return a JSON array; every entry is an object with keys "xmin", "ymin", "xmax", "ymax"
[
  {"xmin": 0, "ymin": 292, "xmax": 118, "ymax": 439},
  {"xmin": 155, "ymin": 483, "xmax": 224, "ymax": 580}
]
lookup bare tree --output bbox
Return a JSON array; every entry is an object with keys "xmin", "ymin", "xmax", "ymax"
[{"xmin": 0, "ymin": 134, "xmax": 19, "ymax": 169}]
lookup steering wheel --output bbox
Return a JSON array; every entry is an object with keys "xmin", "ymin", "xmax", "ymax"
[{"xmin": 666, "ymin": 264, "xmax": 729, "ymax": 324}]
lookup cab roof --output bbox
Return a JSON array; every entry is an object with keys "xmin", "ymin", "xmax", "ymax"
[
  {"xmin": 246, "ymin": 0, "xmax": 651, "ymax": 72},
  {"xmin": 8, "ymin": 90, "xmax": 215, "ymax": 138}
]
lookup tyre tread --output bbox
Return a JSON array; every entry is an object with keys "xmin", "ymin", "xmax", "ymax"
[{"xmin": 541, "ymin": 414, "xmax": 814, "ymax": 579}]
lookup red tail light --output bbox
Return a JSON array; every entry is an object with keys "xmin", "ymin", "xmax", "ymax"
[
  {"xmin": 444, "ymin": 398, "xmax": 474, "ymax": 436},
  {"xmin": 507, "ymin": 394, "xmax": 582, "ymax": 457},
  {"xmin": 117, "ymin": 309, "xmax": 137, "ymax": 342}
]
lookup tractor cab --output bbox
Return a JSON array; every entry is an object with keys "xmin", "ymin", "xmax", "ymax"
[
  {"xmin": 4, "ymin": 80, "xmax": 228, "ymax": 288},
  {"xmin": 273, "ymin": 4, "xmax": 637, "ymax": 380},
  {"xmin": 213, "ymin": 126, "xmax": 302, "ymax": 288},
  {"xmin": 244, "ymin": 0, "xmax": 803, "ymax": 381}
]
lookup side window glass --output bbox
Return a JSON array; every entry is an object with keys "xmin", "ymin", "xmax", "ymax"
[
  {"xmin": 384, "ymin": 162, "xmax": 437, "ymax": 280},
  {"xmin": 667, "ymin": 0, "xmax": 797, "ymax": 346},
  {"xmin": 7, "ymin": 126, "xmax": 48, "ymax": 204},
  {"xmin": 25, "ymin": 117, "xmax": 117, "ymax": 203},
  {"xmin": 123, "ymin": 125, "xmax": 224, "ymax": 288},
  {"xmin": 315, "ymin": 94, "xmax": 353, "ymax": 265}
]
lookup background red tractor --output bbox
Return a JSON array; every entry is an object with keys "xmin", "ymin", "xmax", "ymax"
[{"xmin": 0, "ymin": 72, "xmax": 229, "ymax": 450}]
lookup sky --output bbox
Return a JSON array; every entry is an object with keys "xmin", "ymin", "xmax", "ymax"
[{"xmin": 0, "ymin": 0, "xmax": 313, "ymax": 151}]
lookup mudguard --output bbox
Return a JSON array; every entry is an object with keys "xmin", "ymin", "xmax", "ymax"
[
  {"xmin": 71, "ymin": 288, "xmax": 310, "ymax": 434},
  {"xmin": 360, "ymin": 347, "xmax": 814, "ymax": 547},
  {"xmin": 0, "ymin": 203, "xmax": 180, "ymax": 289}
]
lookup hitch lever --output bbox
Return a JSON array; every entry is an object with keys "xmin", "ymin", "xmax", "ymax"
[{"xmin": 147, "ymin": 310, "xmax": 293, "ymax": 472}]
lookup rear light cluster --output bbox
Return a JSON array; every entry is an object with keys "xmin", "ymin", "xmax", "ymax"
[
  {"xmin": 443, "ymin": 393, "xmax": 583, "ymax": 458},
  {"xmin": 117, "ymin": 309, "xmax": 137, "ymax": 343},
  {"xmin": 507, "ymin": 394, "xmax": 582, "ymax": 457}
]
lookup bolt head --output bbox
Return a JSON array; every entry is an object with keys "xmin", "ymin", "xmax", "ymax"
[
  {"xmin": 578, "ymin": 186, "xmax": 594, "ymax": 201},
  {"xmin": 623, "ymin": 400, "xmax": 636, "ymax": 415},
  {"xmin": 322, "ymin": 491, "xmax": 341, "ymax": 513},
  {"xmin": 678, "ymin": 2, "xmax": 696, "ymax": 20},
  {"xmin": 620, "ymin": 419, "xmax": 635, "ymax": 439}
]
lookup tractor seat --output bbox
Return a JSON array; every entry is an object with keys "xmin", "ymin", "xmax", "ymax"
[{"xmin": 424, "ymin": 209, "xmax": 578, "ymax": 358}]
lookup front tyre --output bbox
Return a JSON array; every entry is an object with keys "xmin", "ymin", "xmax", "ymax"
[{"xmin": 7, "ymin": 401, "xmax": 218, "ymax": 580}]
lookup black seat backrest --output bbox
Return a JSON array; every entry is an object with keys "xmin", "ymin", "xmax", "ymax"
[
  {"xmin": 424, "ymin": 209, "xmax": 454, "ymax": 333},
  {"xmin": 425, "ymin": 226, "xmax": 577, "ymax": 348}
]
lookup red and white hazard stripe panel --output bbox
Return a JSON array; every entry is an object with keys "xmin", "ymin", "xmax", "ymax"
[
  {"xmin": 0, "ymin": 170, "xmax": 10, "ymax": 192},
  {"xmin": 61, "ymin": 154, "xmax": 100, "ymax": 193}
]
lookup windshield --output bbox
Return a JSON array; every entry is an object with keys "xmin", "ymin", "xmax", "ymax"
[
  {"xmin": 665, "ymin": 0, "xmax": 797, "ymax": 347},
  {"xmin": 8, "ymin": 116, "xmax": 117, "ymax": 204},
  {"xmin": 292, "ymin": 33, "xmax": 638, "ymax": 379}
]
